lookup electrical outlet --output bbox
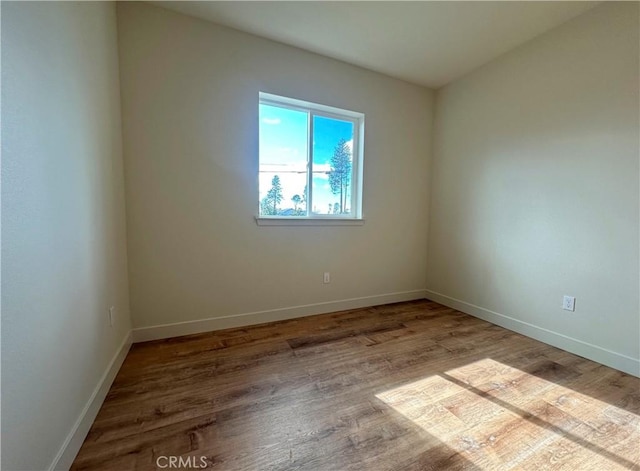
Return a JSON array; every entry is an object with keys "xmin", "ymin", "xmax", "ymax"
[
  {"xmin": 562, "ymin": 296, "xmax": 575, "ymax": 312},
  {"xmin": 323, "ymin": 272, "xmax": 330, "ymax": 284},
  {"xmin": 109, "ymin": 306, "xmax": 115, "ymax": 326}
]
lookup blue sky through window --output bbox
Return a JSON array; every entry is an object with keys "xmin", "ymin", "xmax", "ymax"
[{"xmin": 259, "ymin": 103, "xmax": 354, "ymax": 215}]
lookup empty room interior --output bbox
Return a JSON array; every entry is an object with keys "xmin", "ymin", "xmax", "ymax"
[{"xmin": 2, "ymin": 1, "xmax": 640, "ymax": 470}]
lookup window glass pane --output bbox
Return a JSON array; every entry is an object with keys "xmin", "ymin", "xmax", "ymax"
[
  {"xmin": 259, "ymin": 104, "xmax": 308, "ymax": 216},
  {"xmin": 312, "ymin": 115, "xmax": 354, "ymax": 215},
  {"xmin": 258, "ymin": 172, "xmax": 308, "ymax": 216}
]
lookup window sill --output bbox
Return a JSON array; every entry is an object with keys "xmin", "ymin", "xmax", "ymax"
[{"xmin": 255, "ymin": 217, "xmax": 365, "ymax": 226}]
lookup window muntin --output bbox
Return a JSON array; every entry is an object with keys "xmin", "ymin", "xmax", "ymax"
[{"xmin": 258, "ymin": 93, "xmax": 364, "ymax": 219}]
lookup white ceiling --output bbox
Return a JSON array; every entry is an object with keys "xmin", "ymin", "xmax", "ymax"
[{"xmin": 153, "ymin": 1, "xmax": 600, "ymax": 88}]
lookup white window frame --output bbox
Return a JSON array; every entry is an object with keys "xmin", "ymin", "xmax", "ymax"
[{"xmin": 256, "ymin": 92, "xmax": 365, "ymax": 226}]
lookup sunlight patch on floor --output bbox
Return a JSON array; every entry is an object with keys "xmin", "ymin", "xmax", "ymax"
[{"xmin": 376, "ymin": 358, "xmax": 639, "ymax": 470}]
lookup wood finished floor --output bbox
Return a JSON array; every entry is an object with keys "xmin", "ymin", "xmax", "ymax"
[{"xmin": 72, "ymin": 300, "xmax": 640, "ymax": 470}]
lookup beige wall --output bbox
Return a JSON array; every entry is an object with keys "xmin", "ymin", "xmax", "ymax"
[
  {"xmin": 427, "ymin": 2, "xmax": 639, "ymax": 375},
  {"xmin": 1, "ymin": 2, "xmax": 131, "ymax": 469},
  {"xmin": 3, "ymin": 3, "xmax": 637, "ymax": 468},
  {"xmin": 116, "ymin": 3, "xmax": 433, "ymax": 331}
]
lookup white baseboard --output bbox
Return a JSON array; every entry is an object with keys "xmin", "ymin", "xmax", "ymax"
[
  {"xmin": 132, "ymin": 290, "xmax": 428, "ymax": 343},
  {"xmin": 425, "ymin": 289, "xmax": 640, "ymax": 377},
  {"xmin": 50, "ymin": 331, "xmax": 133, "ymax": 471}
]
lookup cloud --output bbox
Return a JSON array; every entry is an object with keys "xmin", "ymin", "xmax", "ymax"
[
  {"xmin": 259, "ymin": 170, "xmax": 307, "ymax": 202},
  {"xmin": 262, "ymin": 117, "xmax": 281, "ymax": 125},
  {"xmin": 311, "ymin": 163, "xmax": 331, "ymax": 180},
  {"xmin": 259, "ymin": 169, "xmax": 349, "ymax": 214},
  {"xmin": 344, "ymin": 139, "xmax": 353, "ymax": 153}
]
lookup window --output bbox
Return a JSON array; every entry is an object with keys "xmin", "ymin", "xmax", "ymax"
[{"xmin": 257, "ymin": 92, "xmax": 364, "ymax": 223}]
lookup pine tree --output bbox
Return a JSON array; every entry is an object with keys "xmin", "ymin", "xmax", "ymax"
[
  {"xmin": 266, "ymin": 175, "xmax": 284, "ymax": 214},
  {"xmin": 328, "ymin": 139, "xmax": 351, "ymax": 213},
  {"xmin": 261, "ymin": 175, "xmax": 284, "ymax": 215}
]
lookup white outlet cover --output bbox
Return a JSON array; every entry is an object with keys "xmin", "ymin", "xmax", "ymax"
[{"xmin": 562, "ymin": 296, "xmax": 575, "ymax": 312}]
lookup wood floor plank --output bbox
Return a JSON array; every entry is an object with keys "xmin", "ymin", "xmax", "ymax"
[{"xmin": 72, "ymin": 300, "xmax": 640, "ymax": 470}]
